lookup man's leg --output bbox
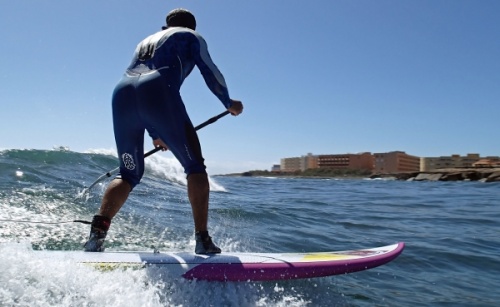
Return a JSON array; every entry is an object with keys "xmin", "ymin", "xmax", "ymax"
[
  {"xmin": 85, "ymin": 74, "xmax": 142, "ymax": 252},
  {"xmin": 137, "ymin": 80, "xmax": 220, "ymax": 253},
  {"xmin": 98, "ymin": 178, "xmax": 132, "ymax": 219},
  {"xmin": 187, "ymin": 173, "xmax": 209, "ymax": 232},
  {"xmin": 84, "ymin": 179, "xmax": 132, "ymax": 252},
  {"xmin": 188, "ymin": 172, "xmax": 221, "ymax": 254}
]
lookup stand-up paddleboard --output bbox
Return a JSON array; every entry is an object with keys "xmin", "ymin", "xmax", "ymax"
[{"xmin": 33, "ymin": 242, "xmax": 404, "ymax": 281}]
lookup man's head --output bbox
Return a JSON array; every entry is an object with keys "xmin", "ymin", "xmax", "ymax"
[{"xmin": 162, "ymin": 8, "xmax": 196, "ymax": 31}]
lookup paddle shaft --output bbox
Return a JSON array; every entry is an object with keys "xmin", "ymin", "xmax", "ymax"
[
  {"xmin": 142, "ymin": 110, "xmax": 230, "ymax": 158},
  {"xmin": 83, "ymin": 110, "xmax": 230, "ymax": 192}
]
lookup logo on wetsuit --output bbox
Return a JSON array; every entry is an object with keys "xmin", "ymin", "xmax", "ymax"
[
  {"xmin": 137, "ymin": 30, "xmax": 166, "ymax": 61},
  {"xmin": 122, "ymin": 153, "xmax": 136, "ymax": 170}
]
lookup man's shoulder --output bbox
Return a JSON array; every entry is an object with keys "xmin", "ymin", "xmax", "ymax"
[
  {"xmin": 166, "ymin": 27, "xmax": 202, "ymax": 38},
  {"xmin": 167, "ymin": 29, "xmax": 207, "ymax": 51}
]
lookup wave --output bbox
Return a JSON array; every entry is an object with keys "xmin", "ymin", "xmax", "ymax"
[{"xmin": 0, "ymin": 148, "xmax": 226, "ymax": 193}]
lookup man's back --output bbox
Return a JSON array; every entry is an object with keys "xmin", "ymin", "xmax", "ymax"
[{"xmin": 126, "ymin": 27, "xmax": 227, "ymax": 99}]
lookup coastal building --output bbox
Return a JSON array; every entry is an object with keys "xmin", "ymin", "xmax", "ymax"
[
  {"xmin": 279, "ymin": 152, "xmax": 499, "ymax": 174},
  {"xmin": 420, "ymin": 153, "xmax": 481, "ymax": 171},
  {"xmin": 281, "ymin": 154, "xmax": 318, "ymax": 172},
  {"xmin": 373, "ymin": 151, "xmax": 420, "ymax": 173},
  {"xmin": 280, "ymin": 157, "xmax": 301, "ymax": 172},
  {"xmin": 316, "ymin": 152, "xmax": 374, "ymax": 171},
  {"xmin": 303, "ymin": 153, "xmax": 318, "ymax": 170},
  {"xmin": 280, "ymin": 153, "xmax": 373, "ymax": 172},
  {"xmin": 473, "ymin": 157, "xmax": 500, "ymax": 168}
]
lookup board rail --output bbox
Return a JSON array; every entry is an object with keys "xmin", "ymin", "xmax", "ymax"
[{"xmin": 32, "ymin": 242, "xmax": 405, "ymax": 281}]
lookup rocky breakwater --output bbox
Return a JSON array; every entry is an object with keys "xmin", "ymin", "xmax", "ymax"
[{"xmin": 370, "ymin": 168, "xmax": 500, "ymax": 182}]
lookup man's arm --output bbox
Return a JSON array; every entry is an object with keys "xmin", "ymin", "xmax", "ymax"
[{"xmin": 192, "ymin": 34, "xmax": 233, "ymax": 108}]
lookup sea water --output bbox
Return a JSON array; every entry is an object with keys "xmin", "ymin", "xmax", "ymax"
[{"xmin": 0, "ymin": 149, "xmax": 499, "ymax": 306}]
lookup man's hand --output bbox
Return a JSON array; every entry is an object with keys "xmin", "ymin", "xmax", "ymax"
[
  {"xmin": 228, "ymin": 99, "xmax": 243, "ymax": 116},
  {"xmin": 153, "ymin": 138, "xmax": 168, "ymax": 151}
]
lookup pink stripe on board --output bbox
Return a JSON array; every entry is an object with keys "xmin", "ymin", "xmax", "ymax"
[{"xmin": 183, "ymin": 242, "xmax": 405, "ymax": 281}]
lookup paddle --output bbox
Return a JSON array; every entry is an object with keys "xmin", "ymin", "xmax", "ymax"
[{"xmin": 82, "ymin": 110, "xmax": 230, "ymax": 195}]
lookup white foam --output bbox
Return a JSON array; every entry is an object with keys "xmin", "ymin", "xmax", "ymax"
[
  {"xmin": 0, "ymin": 181, "xmax": 311, "ymax": 306},
  {"xmin": 145, "ymin": 153, "xmax": 227, "ymax": 192},
  {"xmin": 82, "ymin": 148, "xmax": 226, "ymax": 192},
  {"xmin": 84, "ymin": 148, "xmax": 118, "ymax": 157},
  {"xmin": 0, "ymin": 242, "xmax": 312, "ymax": 306},
  {"xmin": 0, "ymin": 242, "xmax": 164, "ymax": 306}
]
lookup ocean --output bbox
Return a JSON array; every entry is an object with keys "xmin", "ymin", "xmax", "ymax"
[{"xmin": 1, "ymin": 148, "xmax": 499, "ymax": 306}]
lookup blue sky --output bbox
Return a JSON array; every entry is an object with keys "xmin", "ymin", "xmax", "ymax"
[{"xmin": 1, "ymin": 1, "xmax": 499, "ymax": 174}]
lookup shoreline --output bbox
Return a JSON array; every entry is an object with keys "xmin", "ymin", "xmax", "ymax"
[
  {"xmin": 219, "ymin": 168, "xmax": 500, "ymax": 182},
  {"xmin": 369, "ymin": 167, "xmax": 500, "ymax": 182}
]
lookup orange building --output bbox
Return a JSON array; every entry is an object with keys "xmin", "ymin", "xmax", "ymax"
[
  {"xmin": 373, "ymin": 151, "xmax": 420, "ymax": 173},
  {"xmin": 304, "ymin": 153, "xmax": 318, "ymax": 169},
  {"xmin": 316, "ymin": 152, "xmax": 374, "ymax": 171}
]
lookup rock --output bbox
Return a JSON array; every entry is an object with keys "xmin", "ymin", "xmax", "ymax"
[
  {"xmin": 414, "ymin": 173, "xmax": 443, "ymax": 181},
  {"xmin": 395, "ymin": 172, "xmax": 419, "ymax": 180},
  {"xmin": 485, "ymin": 171, "xmax": 500, "ymax": 182},
  {"xmin": 374, "ymin": 168, "xmax": 500, "ymax": 182},
  {"xmin": 440, "ymin": 172, "xmax": 464, "ymax": 181},
  {"xmin": 461, "ymin": 171, "xmax": 482, "ymax": 181}
]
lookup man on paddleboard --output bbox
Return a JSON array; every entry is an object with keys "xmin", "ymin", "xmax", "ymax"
[{"xmin": 84, "ymin": 8, "xmax": 243, "ymax": 254}]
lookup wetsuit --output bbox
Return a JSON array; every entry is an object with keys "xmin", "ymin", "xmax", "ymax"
[{"xmin": 112, "ymin": 27, "xmax": 232, "ymax": 189}]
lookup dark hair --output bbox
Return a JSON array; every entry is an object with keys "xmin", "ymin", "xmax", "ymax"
[{"xmin": 166, "ymin": 8, "xmax": 196, "ymax": 30}]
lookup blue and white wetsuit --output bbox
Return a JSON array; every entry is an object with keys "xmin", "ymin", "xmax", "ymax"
[{"xmin": 112, "ymin": 27, "xmax": 232, "ymax": 188}]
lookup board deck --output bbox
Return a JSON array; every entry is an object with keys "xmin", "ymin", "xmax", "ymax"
[{"xmin": 33, "ymin": 242, "xmax": 404, "ymax": 281}]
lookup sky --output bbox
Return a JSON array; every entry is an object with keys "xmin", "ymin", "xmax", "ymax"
[{"xmin": 1, "ymin": 0, "xmax": 499, "ymax": 174}]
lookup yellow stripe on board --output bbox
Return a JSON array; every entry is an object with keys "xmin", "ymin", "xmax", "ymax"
[
  {"xmin": 83, "ymin": 262, "xmax": 145, "ymax": 271},
  {"xmin": 301, "ymin": 253, "xmax": 360, "ymax": 262}
]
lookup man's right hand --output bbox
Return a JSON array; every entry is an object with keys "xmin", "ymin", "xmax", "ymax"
[
  {"xmin": 153, "ymin": 138, "xmax": 168, "ymax": 151},
  {"xmin": 228, "ymin": 99, "xmax": 243, "ymax": 116}
]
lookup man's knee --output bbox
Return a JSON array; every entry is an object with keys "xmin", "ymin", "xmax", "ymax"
[
  {"xmin": 115, "ymin": 174, "xmax": 140, "ymax": 190},
  {"xmin": 185, "ymin": 164, "xmax": 207, "ymax": 177}
]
